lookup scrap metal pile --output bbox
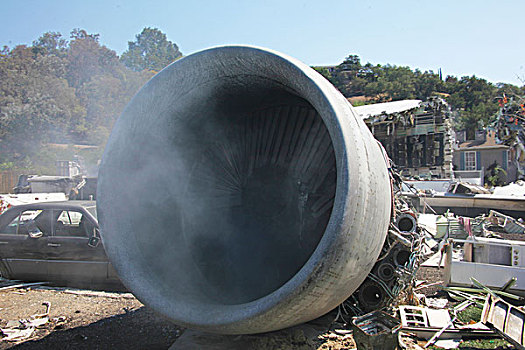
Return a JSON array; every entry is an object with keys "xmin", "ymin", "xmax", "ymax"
[
  {"xmin": 494, "ymin": 94, "xmax": 525, "ymax": 178},
  {"xmin": 339, "ymin": 163, "xmax": 425, "ymax": 317},
  {"xmin": 345, "ymin": 168, "xmax": 525, "ymax": 349}
]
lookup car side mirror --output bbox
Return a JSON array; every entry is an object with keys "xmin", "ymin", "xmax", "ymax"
[{"xmin": 88, "ymin": 236, "xmax": 100, "ymax": 248}]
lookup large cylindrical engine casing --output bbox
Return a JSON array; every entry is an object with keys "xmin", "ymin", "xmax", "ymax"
[{"xmin": 97, "ymin": 46, "xmax": 392, "ymax": 334}]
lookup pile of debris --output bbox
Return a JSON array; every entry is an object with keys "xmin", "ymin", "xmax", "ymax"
[
  {"xmin": 337, "ymin": 163, "xmax": 424, "ymax": 318},
  {"xmin": 350, "ymin": 277, "xmax": 523, "ymax": 349},
  {"xmin": 337, "ymin": 163, "xmax": 525, "ymax": 349},
  {"xmin": 493, "ymin": 94, "xmax": 525, "ymax": 179}
]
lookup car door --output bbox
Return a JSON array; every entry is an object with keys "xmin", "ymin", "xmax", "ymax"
[
  {"xmin": 46, "ymin": 208, "xmax": 109, "ymax": 285},
  {"xmin": 0, "ymin": 209, "xmax": 51, "ymax": 281}
]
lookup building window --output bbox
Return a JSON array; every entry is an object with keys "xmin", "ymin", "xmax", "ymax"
[{"xmin": 465, "ymin": 151, "xmax": 477, "ymax": 170}]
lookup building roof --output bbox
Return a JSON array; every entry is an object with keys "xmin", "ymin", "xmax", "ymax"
[
  {"xmin": 458, "ymin": 131, "xmax": 508, "ymax": 150},
  {"xmin": 353, "ymin": 99, "xmax": 422, "ymax": 120}
]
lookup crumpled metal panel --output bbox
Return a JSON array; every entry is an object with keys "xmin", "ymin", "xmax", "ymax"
[{"xmin": 482, "ymin": 294, "xmax": 525, "ymax": 349}]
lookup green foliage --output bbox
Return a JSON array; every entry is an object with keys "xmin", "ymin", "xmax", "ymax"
[
  {"xmin": 458, "ymin": 338, "xmax": 512, "ymax": 349},
  {"xmin": 0, "ymin": 162, "xmax": 14, "ymax": 170},
  {"xmin": 32, "ymin": 32, "xmax": 68, "ymax": 57},
  {"xmin": 0, "ymin": 44, "xmax": 83, "ymax": 161},
  {"xmin": 456, "ymin": 305, "xmax": 483, "ymax": 323},
  {"xmin": 0, "ymin": 35, "xmax": 522, "ymax": 172},
  {"xmin": 314, "ymin": 54, "xmax": 521, "ymax": 138},
  {"xmin": 485, "ymin": 162, "xmax": 508, "ymax": 187},
  {"xmin": 121, "ymin": 27, "xmax": 182, "ymax": 72},
  {"xmin": 0, "ymin": 27, "xmax": 160, "ymax": 170},
  {"xmin": 66, "ymin": 29, "xmax": 120, "ymax": 88}
]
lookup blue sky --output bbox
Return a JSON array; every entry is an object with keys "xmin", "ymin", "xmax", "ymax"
[{"xmin": 2, "ymin": 0, "xmax": 524, "ymax": 85}]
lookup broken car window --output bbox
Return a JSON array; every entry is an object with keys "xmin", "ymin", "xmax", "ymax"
[
  {"xmin": 54, "ymin": 210, "xmax": 90, "ymax": 237},
  {"xmin": 0, "ymin": 210, "xmax": 52, "ymax": 236},
  {"xmin": 0, "ymin": 213, "xmax": 22, "ymax": 234}
]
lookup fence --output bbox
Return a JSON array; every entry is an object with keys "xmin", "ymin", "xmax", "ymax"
[{"xmin": 0, "ymin": 171, "xmax": 19, "ymax": 193}]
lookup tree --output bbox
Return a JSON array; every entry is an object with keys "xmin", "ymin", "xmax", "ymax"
[
  {"xmin": 76, "ymin": 67, "xmax": 153, "ymax": 143},
  {"xmin": 0, "ymin": 45, "xmax": 84, "ymax": 162},
  {"xmin": 444, "ymin": 76, "xmax": 498, "ymax": 138},
  {"xmin": 32, "ymin": 32, "xmax": 68, "ymax": 57},
  {"xmin": 63, "ymin": 29, "xmax": 152, "ymax": 143},
  {"xmin": 121, "ymin": 27, "xmax": 182, "ymax": 72},
  {"xmin": 66, "ymin": 29, "xmax": 120, "ymax": 89}
]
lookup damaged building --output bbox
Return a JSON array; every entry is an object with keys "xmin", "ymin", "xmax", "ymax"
[{"xmin": 354, "ymin": 97, "xmax": 454, "ymax": 179}]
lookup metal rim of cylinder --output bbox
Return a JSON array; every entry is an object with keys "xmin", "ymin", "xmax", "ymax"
[
  {"xmin": 97, "ymin": 46, "xmax": 392, "ymax": 334},
  {"xmin": 376, "ymin": 262, "xmax": 396, "ymax": 281},
  {"xmin": 357, "ymin": 280, "xmax": 387, "ymax": 312},
  {"xmin": 395, "ymin": 212, "xmax": 417, "ymax": 233},
  {"xmin": 392, "ymin": 246, "xmax": 412, "ymax": 267}
]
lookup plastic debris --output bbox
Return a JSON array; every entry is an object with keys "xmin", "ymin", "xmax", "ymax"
[{"xmin": 0, "ymin": 302, "xmax": 52, "ymax": 342}]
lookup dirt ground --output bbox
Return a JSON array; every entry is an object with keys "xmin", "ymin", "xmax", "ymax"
[
  {"xmin": 0, "ymin": 286, "xmax": 182, "ymax": 349},
  {"xmin": 0, "ymin": 285, "xmax": 361, "ymax": 350},
  {"xmin": 0, "ymin": 266, "xmax": 450, "ymax": 350}
]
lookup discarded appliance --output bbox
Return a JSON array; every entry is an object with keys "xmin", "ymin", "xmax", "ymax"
[
  {"xmin": 444, "ymin": 237, "xmax": 525, "ymax": 295},
  {"xmin": 351, "ymin": 310, "xmax": 401, "ymax": 350},
  {"xmin": 97, "ymin": 46, "xmax": 395, "ymax": 334},
  {"xmin": 435, "ymin": 213, "xmax": 484, "ymax": 239},
  {"xmin": 481, "ymin": 294, "xmax": 525, "ymax": 349},
  {"xmin": 399, "ymin": 306, "xmax": 452, "ymax": 329}
]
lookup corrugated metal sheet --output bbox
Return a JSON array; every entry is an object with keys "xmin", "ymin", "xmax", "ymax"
[{"xmin": 354, "ymin": 100, "xmax": 422, "ymax": 120}]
